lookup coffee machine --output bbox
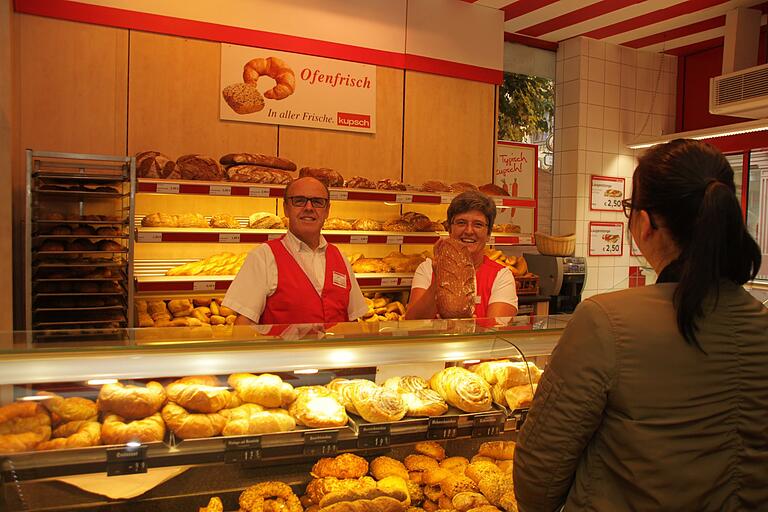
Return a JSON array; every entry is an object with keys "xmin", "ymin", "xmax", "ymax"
[{"xmin": 524, "ymin": 253, "xmax": 587, "ymax": 314}]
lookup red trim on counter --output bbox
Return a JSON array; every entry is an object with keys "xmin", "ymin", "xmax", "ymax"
[
  {"xmin": 504, "ymin": 32, "xmax": 558, "ymax": 51},
  {"xmin": 404, "ymin": 54, "xmax": 502, "ymax": 84}
]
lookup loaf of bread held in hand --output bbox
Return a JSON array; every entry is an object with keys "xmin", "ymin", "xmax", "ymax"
[{"xmin": 433, "ymin": 238, "xmax": 475, "ymax": 318}]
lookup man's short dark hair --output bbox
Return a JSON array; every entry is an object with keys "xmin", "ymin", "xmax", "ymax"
[
  {"xmin": 284, "ymin": 177, "xmax": 330, "ymax": 201},
  {"xmin": 447, "ymin": 190, "xmax": 497, "ymax": 234}
]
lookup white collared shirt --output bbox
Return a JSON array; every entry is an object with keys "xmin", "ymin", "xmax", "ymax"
[{"xmin": 222, "ymin": 231, "xmax": 369, "ymax": 323}]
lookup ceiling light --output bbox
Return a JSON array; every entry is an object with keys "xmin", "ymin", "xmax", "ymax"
[{"xmin": 627, "ymin": 118, "xmax": 768, "ymax": 149}]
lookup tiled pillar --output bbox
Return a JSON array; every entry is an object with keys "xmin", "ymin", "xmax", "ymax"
[{"xmin": 553, "ymin": 37, "xmax": 676, "ymax": 298}]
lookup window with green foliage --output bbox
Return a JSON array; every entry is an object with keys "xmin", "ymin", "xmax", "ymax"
[{"xmin": 497, "ymin": 72, "xmax": 554, "ymax": 143}]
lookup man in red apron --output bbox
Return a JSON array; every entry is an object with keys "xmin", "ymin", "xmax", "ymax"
[
  {"xmin": 223, "ymin": 177, "xmax": 368, "ymax": 326},
  {"xmin": 405, "ymin": 191, "xmax": 518, "ymax": 320}
]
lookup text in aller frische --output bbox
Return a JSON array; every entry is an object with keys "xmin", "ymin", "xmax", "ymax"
[{"xmin": 267, "ymin": 109, "xmax": 333, "ymax": 123}]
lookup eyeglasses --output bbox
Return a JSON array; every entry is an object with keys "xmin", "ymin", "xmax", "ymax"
[
  {"xmin": 452, "ymin": 219, "xmax": 488, "ymax": 230},
  {"xmin": 286, "ymin": 196, "xmax": 329, "ymax": 208},
  {"xmin": 622, "ymin": 198, "xmax": 658, "ymax": 229}
]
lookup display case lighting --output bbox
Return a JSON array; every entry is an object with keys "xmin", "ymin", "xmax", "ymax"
[
  {"xmin": 87, "ymin": 378, "xmax": 118, "ymax": 385},
  {"xmin": 294, "ymin": 368, "xmax": 319, "ymax": 374},
  {"xmin": 125, "ymin": 441, "xmax": 142, "ymax": 448},
  {"xmin": 20, "ymin": 395, "xmax": 51, "ymax": 401},
  {"xmin": 627, "ymin": 118, "xmax": 768, "ymax": 149},
  {"xmin": 462, "ymin": 359, "xmax": 481, "ymax": 365}
]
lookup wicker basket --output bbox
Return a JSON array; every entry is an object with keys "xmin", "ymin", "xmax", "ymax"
[{"xmin": 535, "ymin": 232, "xmax": 575, "ymax": 257}]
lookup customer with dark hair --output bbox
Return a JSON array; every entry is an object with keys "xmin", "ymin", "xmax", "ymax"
[
  {"xmin": 513, "ymin": 139, "xmax": 767, "ymax": 511},
  {"xmin": 405, "ymin": 190, "xmax": 518, "ymax": 319}
]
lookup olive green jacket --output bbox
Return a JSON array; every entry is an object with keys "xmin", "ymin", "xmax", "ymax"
[{"xmin": 514, "ymin": 281, "xmax": 768, "ymax": 512}]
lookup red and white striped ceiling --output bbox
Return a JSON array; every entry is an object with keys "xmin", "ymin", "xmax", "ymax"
[{"xmin": 467, "ymin": 0, "xmax": 768, "ymax": 55}]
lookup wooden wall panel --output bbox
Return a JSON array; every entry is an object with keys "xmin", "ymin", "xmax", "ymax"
[
  {"xmin": 0, "ymin": 0, "xmax": 12, "ymax": 336},
  {"xmin": 403, "ymin": 71, "xmax": 495, "ymax": 187},
  {"xmin": 128, "ymin": 31, "xmax": 278, "ymax": 158}
]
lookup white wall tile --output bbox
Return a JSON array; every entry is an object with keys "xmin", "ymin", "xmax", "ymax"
[
  {"xmin": 585, "ymin": 151, "xmax": 602, "ymax": 174},
  {"xmin": 604, "ymin": 61, "xmax": 621, "ymax": 86},
  {"xmin": 636, "ymin": 91, "xmax": 652, "ymax": 114},
  {"xmin": 588, "ymin": 57, "xmax": 605, "ymax": 83},
  {"xmin": 563, "ymin": 80, "xmax": 580, "ymax": 105},
  {"xmin": 561, "ymin": 126, "xmax": 578, "ymax": 151},
  {"xmin": 620, "ymin": 46, "xmax": 637, "ymax": 66},
  {"xmin": 604, "ymin": 107, "xmax": 620, "ymax": 131},
  {"xmin": 605, "ymin": 43, "xmax": 621, "ymax": 63},
  {"xmin": 614, "ymin": 266, "xmax": 629, "ymax": 289},
  {"xmin": 618, "ymin": 154, "xmax": 636, "ymax": 175},
  {"xmin": 598, "ymin": 266, "xmax": 615, "ymax": 290},
  {"xmin": 637, "ymin": 51, "xmax": 653, "ymax": 70},
  {"xmin": 562, "ymin": 104, "xmax": 579, "ymax": 128},
  {"xmin": 561, "ymin": 172, "xmax": 577, "ymax": 197},
  {"xmin": 563, "ymin": 57, "xmax": 581, "ymax": 82},
  {"xmin": 634, "ymin": 112, "xmax": 650, "ymax": 135},
  {"xmin": 587, "ymin": 104, "xmax": 604, "ymax": 128},
  {"xmin": 602, "ymin": 153, "xmax": 619, "ymax": 175},
  {"xmin": 620, "ymin": 64, "xmax": 637, "ymax": 88},
  {"xmin": 561, "ymin": 150, "xmax": 579, "ymax": 173},
  {"xmin": 588, "ymin": 38, "xmax": 606, "ymax": 60},
  {"xmin": 620, "ymin": 87, "xmax": 636, "ymax": 111},
  {"xmin": 620, "ymin": 109, "xmax": 635, "ymax": 134},
  {"xmin": 556, "ymin": 58, "xmax": 564, "ymax": 79},
  {"xmin": 587, "ymin": 81, "xmax": 605, "ymax": 106},
  {"xmin": 651, "ymin": 114, "xmax": 666, "ymax": 135},
  {"xmin": 636, "ymin": 69, "xmax": 653, "ymax": 92},
  {"xmin": 604, "ymin": 84, "xmax": 620, "ymax": 108},
  {"xmin": 562, "ymin": 38, "xmax": 580, "ymax": 60},
  {"xmin": 603, "ymin": 130, "xmax": 619, "ymax": 155},
  {"xmin": 561, "ymin": 197, "xmax": 577, "ymax": 221},
  {"xmin": 586, "ymin": 128, "xmax": 603, "ymax": 152}
]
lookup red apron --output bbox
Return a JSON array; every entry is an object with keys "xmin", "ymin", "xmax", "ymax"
[{"xmin": 260, "ymin": 237, "xmax": 351, "ymax": 325}]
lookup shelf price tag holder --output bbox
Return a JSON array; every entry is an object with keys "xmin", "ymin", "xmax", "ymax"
[
  {"xmin": 210, "ymin": 185, "xmax": 232, "ymax": 196},
  {"xmin": 330, "ymin": 190, "xmax": 348, "ymax": 201},
  {"xmin": 395, "ymin": 194, "xmax": 413, "ymax": 204},
  {"xmin": 193, "ymin": 281, "xmax": 216, "ymax": 292},
  {"xmin": 471, "ymin": 411, "xmax": 505, "ymax": 438},
  {"xmin": 357, "ymin": 423, "xmax": 391, "ymax": 449},
  {"xmin": 155, "ymin": 182, "xmax": 180, "ymax": 194},
  {"xmin": 224, "ymin": 436, "xmax": 262, "ymax": 465},
  {"xmin": 106, "ymin": 445, "xmax": 148, "ymax": 476},
  {"xmin": 427, "ymin": 416, "xmax": 459, "ymax": 440},
  {"xmin": 350, "ymin": 235, "xmax": 368, "ymax": 244},
  {"xmin": 303, "ymin": 430, "xmax": 339, "ymax": 456},
  {"xmin": 249, "ymin": 187, "xmax": 270, "ymax": 198},
  {"xmin": 588, "ymin": 221, "xmax": 624, "ymax": 257},
  {"xmin": 137, "ymin": 231, "xmax": 162, "ymax": 243},
  {"xmin": 219, "ymin": 233, "xmax": 241, "ymax": 243}
]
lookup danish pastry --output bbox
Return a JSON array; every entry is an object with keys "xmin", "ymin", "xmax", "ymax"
[
  {"xmin": 401, "ymin": 389, "xmax": 448, "ymax": 417},
  {"xmin": 429, "ymin": 367, "xmax": 492, "ymax": 413},
  {"xmin": 383, "ymin": 376, "xmax": 429, "ymax": 394},
  {"xmin": 349, "ymin": 385, "xmax": 407, "ymax": 423},
  {"xmin": 289, "ymin": 392, "xmax": 347, "ymax": 428}
]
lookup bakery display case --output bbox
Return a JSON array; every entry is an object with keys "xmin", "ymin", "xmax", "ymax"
[
  {"xmin": 24, "ymin": 150, "xmax": 136, "ymax": 339},
  {"xmin": 0, "ymin": 315, "xmax": 566, "ymax": 511}
]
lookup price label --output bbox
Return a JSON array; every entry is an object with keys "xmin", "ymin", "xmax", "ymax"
[
  {"xmin": 303, "ymin": 430, "xmax": 338, "ymax": 456},
  {"xmin": 156, "ymin": 182, "xmax": 180, "ymax": 194},
  {"xmin": 193, "ymin": 281, "xmax": 216, "ymax": 291},
  {"xmin": 590, "ymin": 176, "xmax": 625, "ymax": 211},
  {"xmin": 395, "ymin": 194, "xmax": 413, "ymax": 203},
  {"xmin": 589, "ymin": 222, "xmax": 623, "ymax": 257},
  {"xmin": 471, "ymin": 412, "xmax": 505, "ymax": 438},
  {"xmin": 219, "ymin": 233, "xmax": 241, "ymax": 243},
  {"xmin": 137, "ymin": 231, "xmax": 162, "ymax": 243},
  {"xmin": 268, "ymin": 233, "xmax": 283, "ymax": 241},
  {"xmin": 400, "ymin": 278, "xmax": 413, "ymax": 287},
  {"xmin": 510, "ymin": 410, "xmax": 529, "ymax": 431},
  {"xmin": 330, "ymin": 190, "xmax": 348, "ymax": 200},
  {"xmin": 381, "ymin": 277, "xmax": 398, "ymax": 287},
  {"xmin": 488, "ymin": 236, "xmax": 496, "ymax": 244},
  {"xmin": 350, "ymin": 235, "xmax": 368, "ymax": 244},
  {"xmin": 106, "ymin": 445, "xmax": 148, "ymax": 476},
  {"xmin": 224, "ymin": 436, "xmax": 262, "ymax": 465},
  {"xmin": 386, "ymin": 235, "xmax": 404, "ymax": 244},
  {"xmin": 249, "ymin": 187, "xmax": 270, "ymax": 198},
  {"xmin": 210, "ymin": 185, "xmax": 232, "ymax": 196},
  {"xmin": 440, "ymin": 195, "xmax": 452, "ymax": 204},
  {"xmin": 357, "ymin": 424, "xmax": 391, "ymax": 449},
  {"xmin": 427, "ymin": 416, "xmax": 459, "ymax": 440}
]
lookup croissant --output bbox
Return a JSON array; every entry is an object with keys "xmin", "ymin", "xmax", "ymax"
[
  {"xmin": 430, "ymin": 367, "xmax": 491, "ymax": 413},
  {"xmin": 165, "ymin": 379, "xmax": 232, "ymax": 413},
  {"xmin": 243, "ymin": 56, "xmax": 296, "ymax": 100},
  {"xmin": 101, "ymin": 413, "xmax": 165, "ymax": 444},
  {"xmin": 0, "ymin": 428, "xmax": 51, "ymax": 453},
  {"xmin": 228, "ymin": 373, "xmax": 296, "ymax": 408},
  {"xmin": 36, "ymin": 421, "xmax": 101, "ymax": 450},
  {"xmin": 221, "ymin": 403, "xmax": 295, "ymax": 435},
  {"xmin": 0, "ymin": 402, "xmax": 44, "ymax": 424},
  {"xmin": 37, "ymin": 391, "xmax": 98, "ymax": 423},
  {"xmin": 98, "ymin": 381, "xmax": 167, "ymax": 420},
  {"xmin": 162, "ymin": 403, "xmax": 226, "ymax": 439},
  {"xmin": 350, "ymin": 385, "xmax": 407, "ymax": 423}
]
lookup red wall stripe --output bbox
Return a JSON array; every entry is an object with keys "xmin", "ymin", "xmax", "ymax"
[
  {"xmin": 504, "ymin": 32, "xmax": 559, "ymax": 51},
  {"xmin": 622, "ymin": 15, "xmax": 725, "ymax": 49},
  {"xmin": 518, "ymin": 0, "xmax": 638, "ymax": 38},
  {"xmin": 664, "ymin": 35, "xmax": 725, "ymax": 56},
  {"xmin": 502, "ymin": 0, "xmax": 559, "ymax": 22},
  {"xmin": 582, "ymin": 0, "xmax": 727, "ymax": 40},
  {"xmin": 14, "ymin": 0, "xmax": 501, "ymax": 84}
]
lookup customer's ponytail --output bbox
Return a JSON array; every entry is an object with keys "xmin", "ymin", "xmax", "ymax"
[{"xmin": 633, "ymin": 140, "xmax": 762, "ymax": 349}]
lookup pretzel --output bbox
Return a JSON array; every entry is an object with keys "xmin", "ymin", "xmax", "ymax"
[
  {"xmin": 239, "ymin": 481, "xmax": 302, "ymax": 512},
  {"xmin": 243, "ymin": 57, "xmax": 296, "ymax": 100}
]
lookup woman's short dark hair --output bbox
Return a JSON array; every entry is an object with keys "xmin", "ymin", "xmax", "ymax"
[
  {"xmin": 447, "ymin": 191, "xmax": 497, "ymax": 234},
  {"xmin": 633, "ymin": 139, "xmax": 761, "ymax": 349}
]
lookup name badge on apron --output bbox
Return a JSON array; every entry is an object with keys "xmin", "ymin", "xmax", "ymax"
[
  {"xmin": 332, "ymin": 271, "xmax": 347, "ymax": 288},
  {"xmin": 474, "ymin": 295, "xmax": 481, "ymax": 304}
]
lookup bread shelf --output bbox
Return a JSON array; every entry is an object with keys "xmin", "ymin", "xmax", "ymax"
[{"xmin": 136, "ymin": 178, "xmax": 535, "ymax": 208}]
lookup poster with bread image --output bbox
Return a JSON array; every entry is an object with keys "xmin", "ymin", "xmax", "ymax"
[{"xmin": 220, "ymin": 44, "xmax": 376, "ymax": 133}]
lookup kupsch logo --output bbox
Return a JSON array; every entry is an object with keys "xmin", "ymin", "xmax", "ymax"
[{"xmin": 337, "ymin": 112, "xmax": 371, "ymax": 129}]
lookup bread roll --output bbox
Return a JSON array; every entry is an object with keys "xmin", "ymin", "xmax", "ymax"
[
  {"xmin": 434, "ymin": 239, "xmax": 475, "ymax": 319},
  {"xmin": 162, "ymin": 402, "xmax": 226, "ymax": 439},
  {"xmin": 101, "ymin": 413, "xmax": 165, "ymax": 444},
  {"xmin": 371, "ymin": 456, "xmax": 409, "ymax": 480},
  {"xmin": 401, "ymin": 212, "xmax": 433, "ymax": 232},
  {"xmin": 141, "ymin": 212, "xmax": 178, "ymax": 227},
  {"xmin": 209, "ymin": 213, "xmax": 241, "ymax": 229},
  {"xmin": 323, "ymin": 218, "xmax": 353, "ymax": 231},
  {"xmin": 345, "ymin": 176, "xmax": 376, "ymax": 189},
  {"xmin": 228, "ymin": 373, "xmax": 296, "ymax": 408},
  {"xmin": 299, "ymin": 167, "xmax": 344, "ymax": 187},
  {"xmin": 450, "ymin": 182, "xmax": 479, "ymax": 192},
  {"xmin": 429, "ymin": 367, "xmax": 491, "ymax": 413},
  {"xmin": 306, "ymin": 476, "xmax": 377, "ymax": 505},
  {"xmin": 222, "ymin": 82, "xmax": 265, "ymax": 114},
  {"xmin": 98, "ymin": 381, "xmax": 167, "ymax": 420},
  {"xmin": 421, "ymin": 180, "xmax": 451, "ymax": 193},
  {"xmin": 176, "ymin": 213, "xmax": 209, "ymax": 228},
  {"xmin": 221, "ymin": 403, "xmax": 295, "ymax": 435},
  {"xmin": 415, "ymin": 441, "xmax": 446, "ymax": 461},
  {"xmin": 477, "ymin": 440, "xmax": 516, "ymax": 461},
  {"xmin": 176, "ymin": 154, "xmax": 225, "ymax": 181},
  {"xmin": 352, "ymin": 218, "xmax": 383, "ymax": 231},
  {"xmin": 249, "ymin": 212, "xmax": 285, "ymax": 229},
  {"xmin": 312, "ymin": 452, "xmax": 369, "ymax": 479}
]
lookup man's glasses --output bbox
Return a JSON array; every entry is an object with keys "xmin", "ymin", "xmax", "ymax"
[
  {"xmin": 286, "ymin": 196, "xmax": 329, "ymax": 208},
  {"xmin": 622, "ymin": 198, "xmax": 658, "ymax": 229},
  {"xmin": 452, "ymin": 219, "xmax": 488, "ymax": 230}
]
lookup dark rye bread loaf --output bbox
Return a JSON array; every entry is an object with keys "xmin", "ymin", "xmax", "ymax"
[
  {"xmin": 220, "ymin": 153, "xmax": 296, "ymax": 171},
  {"xmin": 434, "ymin": 238, "xmax": 475, "ymax": 319}
]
